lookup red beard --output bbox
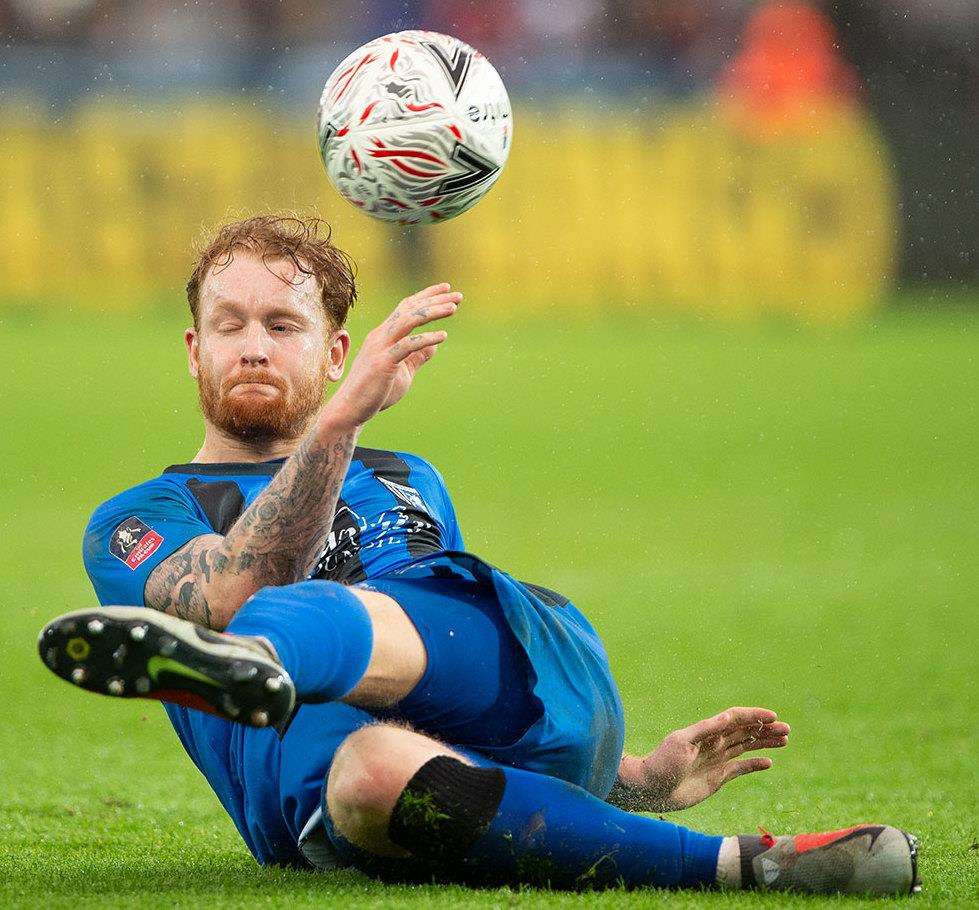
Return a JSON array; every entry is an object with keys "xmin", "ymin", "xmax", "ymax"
[{"xmin": 197, "ymin": 365, "xmax": 325, "ymax": 443}]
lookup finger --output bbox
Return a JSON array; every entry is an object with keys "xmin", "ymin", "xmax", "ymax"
[
  {"xmin": 391, "ymin": 330, "xmax": 448, "ymax": 362},
  {"xmin": 686, "ymin": 712, "xmax": 733, "ymax": 743},
  {"xmin": 718, "ymin": 721, "xmax": 790, "ymax": 750},
  {"xmin": 723, "ymin": 757, "xmax": 773, "ymax": 783},
  {"xmin": 382, "ymin": 284, "xmax": 451, "ymax": 330},
  {"xmin": 404, "ymin": 282, "xmax": 452, "ymax": 304},
  {"xmin": 688, "ymin": 707, "xmax": 774, "ymax": 743},
  {"xmin": 405, "ymin": 344, "xmax": 439, "ymax": 370},
  {"xmin": 387, "ymin": 294, "xmax": 461, "ymax": 340},
  {"xmin": 722, "ymin": 707, "xmax": 779, "ymax": 729},
  {"xmin": 721, "ymin": 708, "xmax": 781, "ymax": 738},
  {"xmin": 724, "ymin": 735, "xmax": 789, "ymax": 759},
  {"xmin": 403, "ymin": 294, "xmax": 462, "ymax": 328}
]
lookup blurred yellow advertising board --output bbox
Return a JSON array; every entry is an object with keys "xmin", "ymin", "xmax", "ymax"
[{"xmin": 0, "ymin": 99, "xmax": 894, "ymax": 320}]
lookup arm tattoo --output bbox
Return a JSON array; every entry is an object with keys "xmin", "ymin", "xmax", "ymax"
[
  {"xmin": 145, "ymin": 537, "xmax": 216, "ymax": 627},
  {"xmin": 224, "ymin": 431, "xmax": 357, "ymax": 582},
  {"xmin": 145, "ymin": 428, "xmax": 358, "ymax": 628}
]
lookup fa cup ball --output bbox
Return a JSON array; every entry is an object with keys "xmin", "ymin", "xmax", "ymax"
[{"xmin": 317, "ymin": 31, "xmax": 512, "ymax": 224}]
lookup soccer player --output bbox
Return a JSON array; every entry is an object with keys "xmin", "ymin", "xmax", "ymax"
[{"xmin": 41, "ymin": 216, "xmax": 918, "ymax": 895}]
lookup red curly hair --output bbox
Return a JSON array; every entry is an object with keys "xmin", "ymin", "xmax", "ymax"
[{"xmin": 186, "ymin": 214, "xmax": 357, "ymax": 330}]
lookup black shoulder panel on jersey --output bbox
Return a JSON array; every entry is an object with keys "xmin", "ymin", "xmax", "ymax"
[
  {"xmin": 351, "ymin": 446, "xmax": 405, "ymax": 467},
  {"xmin": 185, "ymin": 479, "xmax": 246, "ymax": 534}
]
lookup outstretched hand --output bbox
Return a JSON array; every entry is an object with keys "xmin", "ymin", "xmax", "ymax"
[
  {"xmin": 614, "ymin": 707, "xmax": 790, "ymax": 813},
  {"xmin": 328, "ymin": 283, "xmax": 460, "ymax": 427}
]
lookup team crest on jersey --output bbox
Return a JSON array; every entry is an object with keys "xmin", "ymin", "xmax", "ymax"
[
  {"xmin": 377, "ymin": 476, "xmax": 427, "ymax": 511},
  {"xmin": 109, "ymin": 516, "xmax": 164, "ymax": 570}
]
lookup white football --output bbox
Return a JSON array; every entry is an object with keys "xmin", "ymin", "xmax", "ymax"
[{"xmin": 317, "ymin": 30, "xmax": 512, "ymax": 224}]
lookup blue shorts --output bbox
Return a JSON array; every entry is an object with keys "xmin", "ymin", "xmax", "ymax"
[{"xmin": 177, "ymin": 552, "xmax": 625, "ymax": 866}]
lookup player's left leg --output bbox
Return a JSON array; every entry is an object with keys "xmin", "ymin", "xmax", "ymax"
[
  {"xmin": 39, "ymin": 580, "xmax": 423, "ymax": 728},
  {"xmin": 226, "ymin": 575, "xmax": 543, "ymax": 748},
  {"xmin": 39, "ymin": 576, "xmax": 535, "ymax": 740},
  {"xmin": 320, "ymin": 722, "xmax": 919, "ymax": 895}
]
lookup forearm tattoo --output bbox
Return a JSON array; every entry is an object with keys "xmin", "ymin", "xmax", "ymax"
[{"xmin": 145, "ymin": 429, "xmax": 358, "ymax": 628}]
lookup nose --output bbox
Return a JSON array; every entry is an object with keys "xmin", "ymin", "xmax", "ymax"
[{"xmin": 239, "ymin": 322, "xmax": 271, "ymax": 367}]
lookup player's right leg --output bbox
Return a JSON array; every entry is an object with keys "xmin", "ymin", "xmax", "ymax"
[{"xmin": 321, "ymin": 722, "xmax": 920, "ymax": 895}]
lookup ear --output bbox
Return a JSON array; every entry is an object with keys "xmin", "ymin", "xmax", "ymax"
[
  {"xmin": 185, "ymin": 327, "xmax": 200, "ymax": 379},
  {"xmin": 326, "ymin": 329, "xmax": 351, "ymax": 383}
]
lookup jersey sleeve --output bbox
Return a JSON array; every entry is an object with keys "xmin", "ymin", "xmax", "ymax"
[
  {"xmin": 432, "ymin": 465, "xmax": 465, "ymax": 551},
  {"xmin": 402, "ymin": 454, "xmax": 465, "ymax": 551},
  {"xmin": 83, "ymin": 479, "xmax": 215, "ymax": 607}
]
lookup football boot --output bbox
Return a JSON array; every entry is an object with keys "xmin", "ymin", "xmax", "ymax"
[
  {"xmin": 738, "ymin": 824, "xmax": 920, "ymax": 895},
  {"xmin": 39, "ymin": 607, "xmax": 295, "ymax": 728}
]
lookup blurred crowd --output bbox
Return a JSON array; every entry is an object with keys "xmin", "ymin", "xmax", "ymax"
[
  {"xmin": 0, "ymin": 0, "xmax": 755, "ymax": 99},
  {"xmin": 2, "ymin": 0, "xmax": 973, "ymax": 55},
  {"xmin": 6, "ymin": 0, "xmax": 749, "ymax": 56},
  {"xmin": 0, "ymin": 0, "xmax": 974, "ymax": 104}
]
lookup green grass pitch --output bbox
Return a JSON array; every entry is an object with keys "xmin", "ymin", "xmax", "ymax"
[{"xmin": 0, "ymin": 298, "xmax": 976, "ymax": 907}]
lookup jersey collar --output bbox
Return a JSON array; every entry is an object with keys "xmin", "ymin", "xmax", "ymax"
[{"xmin": 163, "ymin": 460, "xmax": 286, "ymax": 476}]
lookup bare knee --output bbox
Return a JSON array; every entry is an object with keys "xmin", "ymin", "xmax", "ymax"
[{"xmin": 326, "ymin": 724, "xmax": 466, "ymax": 857}]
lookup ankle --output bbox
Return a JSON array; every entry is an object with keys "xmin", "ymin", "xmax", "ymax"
[{"xmin": 715, "ymin": 836, "xmax": 742, "ymax": 888}]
